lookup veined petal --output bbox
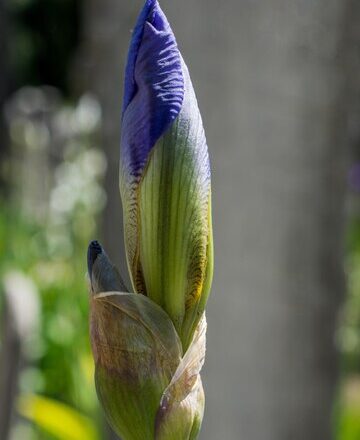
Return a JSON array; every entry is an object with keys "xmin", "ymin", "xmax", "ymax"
[
  {"xmin": 138, "ymin": 60, "xmax": 213, "ymax": 347},
  {"xmin": 120, "ymin": 0, "xmax": 213, "ymax": 349},
  {"xmin": 120, "ymin": 0, "xmax": 184, "ymax": 286}
]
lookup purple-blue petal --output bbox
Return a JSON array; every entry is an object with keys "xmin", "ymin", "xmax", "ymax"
[
  {"xmin": 123, "ymin": 0, "xmax": 157, "ymax": 113},
  {"xmin": 121, "ymin": 0, "xmax": 184, "ymax": 178}
]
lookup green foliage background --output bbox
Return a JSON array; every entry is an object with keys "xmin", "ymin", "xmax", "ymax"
[{"xmin": 0, "ymin": 0, "xmax": 359, "ymax": 438}]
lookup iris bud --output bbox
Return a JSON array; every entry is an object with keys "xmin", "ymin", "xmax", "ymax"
[
  {"xmin": 88, "ymin": 1, "xmax": 213, "ymax": 438},
  {"xmin": 120, "ymin": 0, "xmax": 213, "ymax": 349}
]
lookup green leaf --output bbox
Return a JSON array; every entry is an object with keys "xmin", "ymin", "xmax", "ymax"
[
  {"xmin": 17, "ymin": 394, "xmax": 99, "ymax": 440},
  {"xmin": 90, "ymin": 291, "xmax": 182, "ymax": 440},
  {"xmin": 155, "ymin": 315, "xmax": 207, "ymax": 440}
]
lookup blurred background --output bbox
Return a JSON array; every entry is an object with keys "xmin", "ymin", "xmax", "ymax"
[{"xmin": 0, "ymin": 0, "xmax": 359, "ymax": 439}]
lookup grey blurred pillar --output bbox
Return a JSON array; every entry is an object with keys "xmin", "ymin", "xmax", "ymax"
[
  {"xmin": 165, "ymin": 1, "xmax": 352, "ymax": 439},
  {"xmin": 171, "ymin": 0, "xmax": 354, "ymax": 439},
  {"xmin": 78, "ymin": 0, "xmax": 357, "ymax": 439},
  {"xmin": 0, "ymin": 0, "xmax": 10, "ymax": 194}
]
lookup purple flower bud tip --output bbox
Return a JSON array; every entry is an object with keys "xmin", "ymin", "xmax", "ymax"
[{"xmin": 87, "ymin": 240, "xmax": 103, "ymax": 278}]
